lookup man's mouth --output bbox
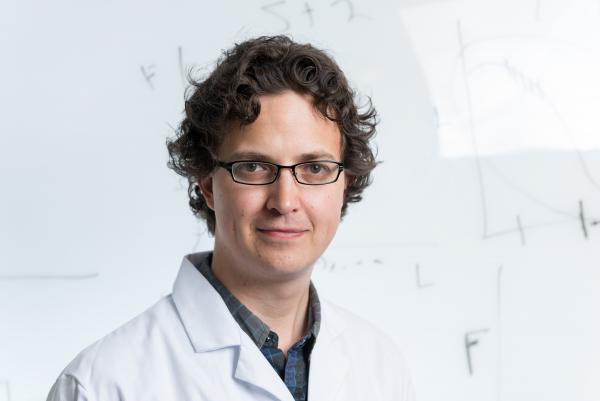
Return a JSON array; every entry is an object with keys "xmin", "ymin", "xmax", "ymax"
[{"xmin": 257, "ymin": 228, "xmax": 307, "ymax": 239}]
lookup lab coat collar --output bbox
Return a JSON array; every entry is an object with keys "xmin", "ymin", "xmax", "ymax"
[
  {"xmin": 172, "ymin": 252, "xmax": 242, "ymax": 352},
  {"xmin": 172, "ymin": 251, "xmax": 350, "ymax": 401},
  {"xmin": 172, "ymin": 252, "xmax": 294, "ymax": 400}
]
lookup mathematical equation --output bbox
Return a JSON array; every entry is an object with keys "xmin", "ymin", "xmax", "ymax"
[
  {"xmin": 260, "ymin": 0, "xmax": 368, "ymax": 31},
  {"xmin": 139, "ymin": 0, "xmax": 368, "ymax": 91}
]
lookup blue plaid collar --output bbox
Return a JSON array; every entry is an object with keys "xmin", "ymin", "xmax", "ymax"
[{"xmin": 195, "ymin": 252, "xmax": 321, "ymax": 348}]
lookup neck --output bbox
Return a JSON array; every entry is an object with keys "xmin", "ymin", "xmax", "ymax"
[{"xmin": 210, "ymin": 247, "xmax": 314, "ymax": 352}]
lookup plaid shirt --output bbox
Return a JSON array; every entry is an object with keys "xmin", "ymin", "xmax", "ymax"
[{"xmin": 195, "ymin": 253, "xmax": 321, "ymax": 401}]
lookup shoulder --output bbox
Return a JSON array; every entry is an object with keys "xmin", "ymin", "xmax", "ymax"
[
  {"xmin": 320, "ymin": 299, "xmax": 416, "ymax": 400},
  {"xmin": 55, "ymin": 295, "xmax": 186, "ymax": 392},
  {"xmin": 322, "ymin": 298, "xmax": 402, "ymax": 352}
]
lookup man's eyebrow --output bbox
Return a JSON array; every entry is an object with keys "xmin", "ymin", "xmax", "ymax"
[
  {"xmin": 297, "ymin": 152, "xmax": 339, "ymax": 161},
  {"xmin": 226, "ymin": 151, "xmax": 271, "ymax": 161},
  {"xmin": 226, "ymin": 151, "xmax": 339, "ymax": 162}
]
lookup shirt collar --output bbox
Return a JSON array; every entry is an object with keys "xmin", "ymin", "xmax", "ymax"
[{"xmin": 195, "ymin": 252, "xmax": 322, "ymax": 348}]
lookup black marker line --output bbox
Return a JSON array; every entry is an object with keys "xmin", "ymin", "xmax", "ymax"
[
  {"xmin": 0, "ymin": 273, "xmax": 99, "ymax": 281},
  {"xmin": 502, "ymin": 58, "xmax": 545, "ymax": 99},
  {"xmin": 168, "ymin": 125, "xmax": 185, "ymax": 195},
  {"xmin": 459, "ymin": 24, "xmax": 600, "ymax": 201},
  {"xmin": 303, "ymin": 2, "xmax": 315, "ymax": 26},
  {"xmin": 233, "ymin": 26, "xmax": 249, "ymax": 39},
  {"xmin": 332, "ymin": 241, "xmax": 440, "ymax": 249},
  {"xmin": 497, "ymin": 266, "xmax": 503, "ymax": 320},
  {"xmin": 140, "ymin": 65, "xmax": 156, "ymax": 89},
  {"xmin": 330, "ymin": 0, "xmax": 371, "ymax": 22},
  {"xmin": 463, "ymin": 60, "xmax": 600, "ymax": 236},
  {"xmin": 178, "ymin": 46, "xmax": 185, "ymax": 88},
  {"xmin": 457, "ymin": 26, "xmax": 600, "ymax": 194},
  {"xmin": 167, "ymin": 119, "xmax": 188, "ymax": 192},
  {"xmin": 465, "ymin": 328, "xmax": 489, "ymax": 376},
  {"xmin": 494, "ymin": 57, "xmax": 600, "ymax": 193},
  {"xmin": 433, "ymin": 106, "xmax": 440, "ymax": 129},
  {"xmin": 496, "ymin": 265, "xmax": 503, "ymax": 401},
  {"xmin": 539, "ymin": 87, "xmax": 600, "ymax": 193},
  {"xmin": 579, "ymin": 199, "xmax": 589, "ymax": 239},
  {"xmin": 562, "ymin": 136, "xmax": 600, "ymax": 192},
  {"xmin": 516, "ymin": 215, "xmax": 526, "ymax": 246},
  {"xmin": 457, "ymin": 20, "xmax": 490, "ymax": 239},
  {"xmin": 461, "ymin": 33, "xmax": 548, "ymax": 52},
  {"xmin": 331, "ymin": 0, "xmax": 354, "ymax": 21},
  {"xmin": 484, "ymin": 157, "xmax": 578, "ymax": 219},
  {"xmin": 415, "ymin": 264, "xmax": 433, "ymax": 288},
  {"xmin": 483, "ymin": 159, "xmax": 600, "ymax": 233},
  {"xmin": 484, "ymin": 218, "xmax": 571, "ymax": 239},
  {"xmin": 261, "ymin": 1, "xmax": 290, "ymax": 32},
  {"xmin": 469, "ymin": 44, "xmax": 600, "ymax": 190},
  {"xmin": 316, "ymin": 256, "xmax": 334, "ymax": 272},
  {"xmin": 165, "ymin": 122, "xmax": 177, "ymax": 134}
]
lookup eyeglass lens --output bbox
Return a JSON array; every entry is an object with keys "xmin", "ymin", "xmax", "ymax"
[{"xmin": 231, "ymin": 161, "xmax": 340, "ymax": 184}]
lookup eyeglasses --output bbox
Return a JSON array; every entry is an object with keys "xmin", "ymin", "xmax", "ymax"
[{"xmin": 217, "ymin": 160, "xmax": 344, "ymax": 185}]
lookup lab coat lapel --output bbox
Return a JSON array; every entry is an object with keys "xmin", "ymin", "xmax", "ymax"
[
  {"xmin": 172, "ymin": 253, "xmax": 241, "ymax": 352},
  {"xmin": 308, "ymin": 300, "xmax": 350, "ymax": 401},
  {"xmin": 234, "ymin": 333, "xmax": 295, "ymax": 401},
  {"xmin": 172, "ymin": 253, "xmax": 294, "ymax": 401}
]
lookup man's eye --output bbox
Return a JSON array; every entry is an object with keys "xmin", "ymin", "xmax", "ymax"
[
  {"xmin": 307, "ymin": 163, "xmax": 329, "ymax": 174},
  {"xmin": 240, "ymin": 162, "xmax": 264, "ymax": 173}
]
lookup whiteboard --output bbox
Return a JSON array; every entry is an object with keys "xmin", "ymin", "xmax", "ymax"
[{"xmin": 1, "ymin": 0, "xmax": 599, "ymax": 400}]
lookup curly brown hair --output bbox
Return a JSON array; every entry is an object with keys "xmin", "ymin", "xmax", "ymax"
[{"xmin": 166, "ymin": 35, "xmax": 378, "ymax": 235}]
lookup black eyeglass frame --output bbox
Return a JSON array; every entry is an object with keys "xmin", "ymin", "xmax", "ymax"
[{"xmin": 216, "ymin": 160, "xmax": 345, "ymax": 185}]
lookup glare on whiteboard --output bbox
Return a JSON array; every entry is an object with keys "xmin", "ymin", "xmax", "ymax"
[{"xmin": 399, "ymin": 0, "xmax": 600, "ymax": 158}]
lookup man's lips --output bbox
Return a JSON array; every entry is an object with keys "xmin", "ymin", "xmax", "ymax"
[{"xmin": 257, "ymin": 227, "xmax": 308, "ymax": 238}]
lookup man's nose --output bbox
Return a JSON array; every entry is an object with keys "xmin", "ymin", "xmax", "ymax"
[{"xmin": 265, "ymin": 167, "xmax": 301, "ymax": 215}]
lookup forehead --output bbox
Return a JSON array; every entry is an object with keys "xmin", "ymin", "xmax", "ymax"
[{"xmin": 218, "ymin": 91, "xmax": 343, "ymax": 162}]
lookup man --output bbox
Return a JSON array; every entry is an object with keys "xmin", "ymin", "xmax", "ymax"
[{"xmin": 47, "ymin": 35, "xmax": 415, "ymax": 401}]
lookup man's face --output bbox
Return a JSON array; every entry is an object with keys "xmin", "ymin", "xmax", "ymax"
[{"xmin": 200, "ymin": 91, "xmax": 346, "ymax": 280}]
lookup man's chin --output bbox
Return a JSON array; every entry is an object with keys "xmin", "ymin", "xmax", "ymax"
[{"xmin": 250, "ymin": 249, "xmax": 316, "ymax": 278}]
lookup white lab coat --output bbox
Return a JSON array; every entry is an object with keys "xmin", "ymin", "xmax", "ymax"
[{"xmin": 47, "ymin": 252, "xmax": 415, "ymax": 401}]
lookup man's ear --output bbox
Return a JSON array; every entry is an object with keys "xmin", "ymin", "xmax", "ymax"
[{"xmin": 198, "ymin": 175, "xmax": 215, "ymax": 211}]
